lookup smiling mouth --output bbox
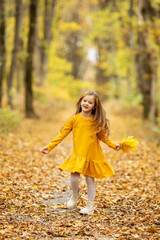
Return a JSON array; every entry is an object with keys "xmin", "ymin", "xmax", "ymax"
[{"xmin": 83, "ymin": 106, "xmax": 88, "ymax": 109}]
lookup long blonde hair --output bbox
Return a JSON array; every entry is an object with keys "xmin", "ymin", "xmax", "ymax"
[{"xmin": 75, "ymin": 91, "xmax": 110, "ymax": 135}]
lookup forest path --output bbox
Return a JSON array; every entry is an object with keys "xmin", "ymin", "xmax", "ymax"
[{"xmin": 0, "ymin": 100, "xmax": 159, "ymax": 239}]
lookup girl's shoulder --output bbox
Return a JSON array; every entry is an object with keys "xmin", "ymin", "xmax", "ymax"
[
  {"xmin": 71, "ymin": 113, "xmax": 81, "ymax": 120},
  {"xmin": 66, "ymin": 113, "xmax": 79, "ymax": 122}
]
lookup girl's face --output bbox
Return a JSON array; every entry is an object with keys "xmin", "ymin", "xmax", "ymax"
[{"xmin": 80, "ymin": 95, "xmax": 95, "ymax": 115}]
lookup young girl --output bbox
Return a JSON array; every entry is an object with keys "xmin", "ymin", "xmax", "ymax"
[{"xmin": 41, "ymin": 91, "xmax": 121, "ymax": 215}]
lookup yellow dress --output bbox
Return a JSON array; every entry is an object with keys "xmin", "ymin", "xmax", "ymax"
[{"xmin": 47, "ymin": 113, "xmax": 116, "ymax": 179}]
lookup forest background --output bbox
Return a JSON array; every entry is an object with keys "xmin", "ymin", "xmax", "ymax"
[
  {"xmin": 0, "ymin": 0, "xmax": 160, "ymax": 122},
  {"xmin": 0, "ymin": 0, "xmax": 160, "ymax": 239}
]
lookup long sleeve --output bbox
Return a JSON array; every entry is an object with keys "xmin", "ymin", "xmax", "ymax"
[
  {"xmin": 97, "ymin": 128, "xmax": 117, "ymax": 149},
  {"xmin": 46, "ymin": 116, "xmax": 74, "ymax": 151}
]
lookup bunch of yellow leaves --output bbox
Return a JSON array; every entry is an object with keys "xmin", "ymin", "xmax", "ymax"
[{"xmin": 119, "ymin": 136, "xmax": 138, "ymax": 153}]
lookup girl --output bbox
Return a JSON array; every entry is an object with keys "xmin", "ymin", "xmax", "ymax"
[{"xmin": 41, "ymin": 91, "xmax": 121, "ymax": 215}]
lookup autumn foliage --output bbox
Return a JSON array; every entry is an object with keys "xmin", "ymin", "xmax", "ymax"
[{"xmin": 0, "ymin": 101, "xmax": 159, "ymax": 239}]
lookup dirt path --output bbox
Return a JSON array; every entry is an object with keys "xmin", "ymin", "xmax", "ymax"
[{"xmin": 0, "ymin": 100, "xmax": 159, "ymax": 239}]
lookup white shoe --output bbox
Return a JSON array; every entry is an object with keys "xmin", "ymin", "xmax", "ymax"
[
  {"xmin": 79, "ymin": 201, "xmax": 94, "ymax": 215},
  {"xmin": 67, "ymin": 192, "xmax": 80, "ymax": 209}
]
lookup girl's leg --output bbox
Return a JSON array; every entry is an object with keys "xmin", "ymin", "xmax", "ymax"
[
  {"xmin": 70, "ymin": 172, "xmax": 80, "ymax": 193},
  {"xmin": 85, "ymin": 175, "xmax": 95, "ymax": 201},
  {"xmin": 67, "ymin": 172, "xmax": 80, "ymax": 209},
  {"xmin": 79, "ymin": 175, "xmax": 95, "ymax": 215}
]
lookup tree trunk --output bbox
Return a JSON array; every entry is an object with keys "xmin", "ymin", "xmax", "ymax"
[
  {"xmin": 24, "ymin": 0, "xmax": 38, "ymax": 118},
  {"xmin": 16, "ymin": 2, "xmax": 28, "ymax": 93},
  {"xmin": 62, "ymin": 3, "xmax": 83, "ymax": 80},
  {"xmin": 137, "ymin": 0, "xmax": 158, "ymax": 122},
  {"xmin": 66, "ymin": 31, "xmax": 82, "ymax": 80},
  {"xmin": 7, "ymin": 0, "xmax": 22, "ymax": 107},
  {"xmin": 127, "ymin": 0, "xmax": 134, "ymax": 94},
  {"xmin": 37, "ymin": 0, "xmax": 55, "ymax": 85},
  {"xmin": 16, "ymin": 37, "xmax": 24, "ymax": 93},
  {"xmin": 0, "ymin": 0, "xmax": 5, "ymax": 107}
]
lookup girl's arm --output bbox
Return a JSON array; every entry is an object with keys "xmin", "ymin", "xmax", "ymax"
[
  {"xmin": 97, "ymin": 128, "xmax": 120, "ymax": 150},
  {"xmin": 43, "ymin": 116, "xmax": 74, "ymax": 152}
]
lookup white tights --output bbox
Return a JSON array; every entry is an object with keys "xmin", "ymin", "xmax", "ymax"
[{"xmin": 70, "ymin": 172, "xmax": 95, "ymax": 201}]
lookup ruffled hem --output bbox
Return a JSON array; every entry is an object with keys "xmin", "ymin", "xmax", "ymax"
[{"xmin": 59, "ymin": 156, "xmax": 115, "ymax": 179}]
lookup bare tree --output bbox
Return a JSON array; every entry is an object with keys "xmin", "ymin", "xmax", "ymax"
[
  {"xmin": 58, "ymin": 1, "xmax": 83, "ymax": 80},
  {"xmin": 0, "ymin": 0, "xmax": 5, "ymax": 107},
  {"xmin": 137, "ymin": 0, "xmax": 158, "ymax": 122},
  {"xmin": 39, "ymin": 0, "xmax": 55, "ymax": 85},
  {"xmin": 7, "ymin": 0, "xmax": 22, "ymax": 107},
  {"xmin": 24, "ymin": 0, "xmax": 38, "ymax": 118}
]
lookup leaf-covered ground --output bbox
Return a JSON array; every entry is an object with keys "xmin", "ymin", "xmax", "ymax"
[{"xmin": 0, "ymin": 101, "xmax": 160, "ymax": 240}]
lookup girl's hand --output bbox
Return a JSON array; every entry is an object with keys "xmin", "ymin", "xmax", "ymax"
[
  {"xmin": 41, "ymin": 146, "xmax": 49, "ymax": 154},
  {"xmin": 115, "ymin": 144, "xmax": 121, "ymax": 151}
]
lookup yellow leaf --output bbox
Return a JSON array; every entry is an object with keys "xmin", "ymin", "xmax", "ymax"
[
  {"xmin": 121, "ymin": 226, "xmax": 128, "ymax": 230},
  {"xmin": 147, "ymin": 226, "xmax": 157, "ymax": 233},
  {"xmin": 25, "ymin": 204, "xmax": 33, "ymax": 208}
]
